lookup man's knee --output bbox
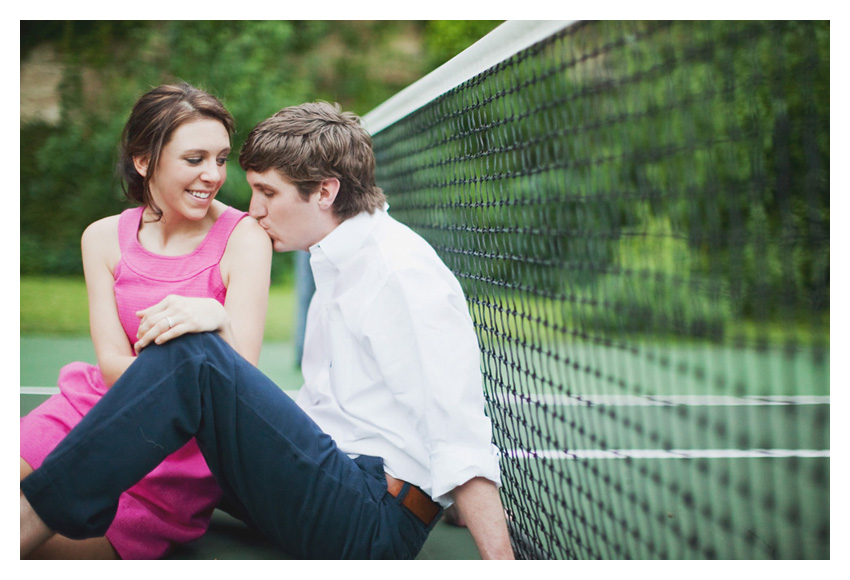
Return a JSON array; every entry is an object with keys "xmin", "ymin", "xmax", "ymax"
[
  {"xmin": 135, "ymin": 332, "xmax": 220, "ymax": 362},
  {"xmin": 120, "ymin": 333, "xmax": 221, "ymax": 392},
  {"xmin": 134, "ymin": 332, "xmax": 242, "ymax": 389}
]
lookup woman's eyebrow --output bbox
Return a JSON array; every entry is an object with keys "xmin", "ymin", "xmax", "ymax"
[{"xmin": 181, "ymin": 146, "xmax": 232, "ymax": 155}]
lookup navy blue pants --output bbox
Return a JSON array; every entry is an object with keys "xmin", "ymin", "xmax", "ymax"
[{"xmin": 21, "ymin": 333, "xmax": 434, "ymax": 559}]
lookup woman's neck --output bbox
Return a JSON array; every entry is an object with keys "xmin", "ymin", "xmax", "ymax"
[{"xmin": 138, "ymin": 201, "xmax": 223, "ymax": 256}]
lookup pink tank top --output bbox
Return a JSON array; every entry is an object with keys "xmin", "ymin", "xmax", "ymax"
[{"xmin": 113, "ymin": 206, "xmax": 248, "ymax": 346}]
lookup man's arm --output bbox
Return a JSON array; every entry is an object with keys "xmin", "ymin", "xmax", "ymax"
[{"xmin": 451, "ymin": 477, "xmax": 515, "ymax": 560}]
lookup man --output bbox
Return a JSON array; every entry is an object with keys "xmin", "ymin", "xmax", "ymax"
[{"xmin": 21, "ymin": 102, "xmax": 514, "ymax": 560}]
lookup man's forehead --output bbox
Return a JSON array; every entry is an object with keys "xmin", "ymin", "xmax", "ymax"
[{"xmin": 246, "ymin": 169, "xmax": 290, "ymax": 188}]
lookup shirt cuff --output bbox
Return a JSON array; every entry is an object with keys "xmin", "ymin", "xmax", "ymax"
[{"xmin": 429, "ymin": 444, "xmax": 502, "ymax": 507}]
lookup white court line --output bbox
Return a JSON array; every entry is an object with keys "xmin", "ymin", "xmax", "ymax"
[
  {"xmin": 21, "ymin": 386, "xmax": 60, "ymax": 395},
  {"xmin": 491, "ymin": 394, "xmax": 830, "ymax": 406},
  {"xmin": 507, "ymin": 449, "xmax": 831, "ymax": 459}
]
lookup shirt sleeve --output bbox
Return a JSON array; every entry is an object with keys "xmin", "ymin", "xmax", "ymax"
[{"xmin": 362, "ymin": 263, "xmax": 502, "ymax": 505}]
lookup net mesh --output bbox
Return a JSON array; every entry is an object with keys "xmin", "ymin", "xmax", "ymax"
[{"xmin": 369, "ymin": 20, "xmax": 829, "ymax": 559}]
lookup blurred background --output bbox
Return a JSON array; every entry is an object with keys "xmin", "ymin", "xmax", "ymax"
[{"xmin": 20, "ymin": 20, "xmax": 501, "ymax": 340}]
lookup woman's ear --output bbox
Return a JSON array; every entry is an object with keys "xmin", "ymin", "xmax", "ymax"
[
  {"xmin": 316, "ymin": 178, "xmax": 340, "ymax": 210},
  {"xmin": 133, "ymin": 155, "xmax": 150, "ymax": 177}
]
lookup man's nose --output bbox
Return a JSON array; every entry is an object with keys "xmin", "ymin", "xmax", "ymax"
[{"xmin": 249, "ymin": 194, "xmax": 266, "ymax": 219}]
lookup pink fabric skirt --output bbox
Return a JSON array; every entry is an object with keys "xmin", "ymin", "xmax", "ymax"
[{"xmin": 20, "ymin": 362, "xmax": 222, "ymax": 559}]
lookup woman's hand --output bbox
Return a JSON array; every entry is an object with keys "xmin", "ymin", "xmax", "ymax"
[{"xmin": 134, "ymin": 294, "xmax": 229, "ymax": 354}]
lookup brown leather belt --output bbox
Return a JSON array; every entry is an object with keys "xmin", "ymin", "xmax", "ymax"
[{"xmin": 385, "ymin": 474, "xmax": 441, "ymax": 526}]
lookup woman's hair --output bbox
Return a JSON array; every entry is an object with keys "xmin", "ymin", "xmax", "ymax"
[
  {"xmin": 238, "ymin": 102, "xmax": 386, "ymax": 220},
  {"xmin": 118, "ymin": 82, "xmax": 235, "ymax": 218}
]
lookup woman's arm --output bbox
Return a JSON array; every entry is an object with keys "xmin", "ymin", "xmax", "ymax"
[
  {"xmin": 451, "ymin": 477, "xmax": 515, "ymax": 560},
  {"xmin": 133, "ymin": 217, "xmax": 272, "ymax": 365},
  {"xmin": 213, "ymin": 215, "xmax": 272, "ymax": 364},
  {"xmin": 82, "ymin": 217, "xmax": 137, "ymax": 386}
]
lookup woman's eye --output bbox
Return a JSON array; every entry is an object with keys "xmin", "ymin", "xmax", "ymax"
[{"xmin": 186, "ymin": 158, "xmax": 202, "ymax": 165}]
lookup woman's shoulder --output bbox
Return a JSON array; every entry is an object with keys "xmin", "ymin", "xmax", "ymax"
[
  {"xmin": 206, "ymin": 201, "xmax": 262, "ymax": 245},
  {"xmin": 226, "ymin": 215, "xmax": 271, "ymax": 256},
  {"xmin": 81, "ymin": 214, "xmax": 123, "ymax": 270},
  {"xmin": 82, "ymin": 214, "xmax": 122, "ymax": 244},
  {"xmin": 218, "ymin": 212, "xmax": 271, "ymax": 287},
  {"xmin": 209, "ymin": 200, "xmax": 239, "ymax": 221}
]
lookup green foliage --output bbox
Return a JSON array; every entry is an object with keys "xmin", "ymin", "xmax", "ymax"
[
  {"xmin": 21, "ymin": 114, "xmax": 127, "ymax": 275},
  {"xmin": 423, "ymin": 21, "xmax": 503, "ymax": 69},
  {"xmin": 376, "ymin": 20, "xmax": 829, "ymax": 344},
  {"xmin": 575, "ymin": 208, "xmax": 732, "ymax": 339},
  {"xmin": 21, "ymin": 20, "xmax": 497, "ymax": 277}
]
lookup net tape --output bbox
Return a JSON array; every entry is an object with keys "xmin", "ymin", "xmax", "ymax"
[{"xmin": 369, "ymin": 20, "xmax": 829, "ymax": 559}]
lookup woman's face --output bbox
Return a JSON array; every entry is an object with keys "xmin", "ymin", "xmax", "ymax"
[{"xmin": 144, "ymin": 118, "xmax": 231, "ymax": 221}]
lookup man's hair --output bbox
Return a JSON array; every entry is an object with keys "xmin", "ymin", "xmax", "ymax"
[
  {"xmin": 119, "ymin": 82, "xmax": 235, "ymax": 219},
  {"xmin": 239, "ymin": 102, "xmax": 386, "ymax": 220}
]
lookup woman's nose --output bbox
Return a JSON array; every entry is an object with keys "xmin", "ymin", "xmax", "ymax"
[{"xmin": 200, "ymin": 159, "xmax": 222, "ymax": 183}]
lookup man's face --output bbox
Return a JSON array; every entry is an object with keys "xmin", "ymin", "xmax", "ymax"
[{"xmin": 247, "ymin": 169, "xmax": 327, "ymax": 253}]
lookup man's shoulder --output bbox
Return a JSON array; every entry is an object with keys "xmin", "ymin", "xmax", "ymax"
[
  {"xmin": 370, "ymin": 216, "xmax": 464, "ymax": 293},
  {"xmin": 378, "ymin": 215, "xmax": 440, "ymax": 259},
  {"xmin": 371, "ymin": 227, "xmax": 441, "ymax": 279}
]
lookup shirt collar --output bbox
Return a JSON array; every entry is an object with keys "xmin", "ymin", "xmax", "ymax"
[{"xmin": 309, "ymin": 204, "xmax": 388, "ymax": 272}]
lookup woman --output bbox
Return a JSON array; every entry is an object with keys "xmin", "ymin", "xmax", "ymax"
[{"xmin": 19, "ymin": 83, "xmax": 272, "ymax": 559}]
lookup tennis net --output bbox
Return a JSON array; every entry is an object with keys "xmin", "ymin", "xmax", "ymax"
[{"xmin": 363, "ymin": 20, "xmax": 829, "ymax": 559}]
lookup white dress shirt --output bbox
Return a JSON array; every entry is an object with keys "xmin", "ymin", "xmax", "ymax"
[{"xmin": 296, "ymin": 206, "xmax": 501, "ymax": 506}]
